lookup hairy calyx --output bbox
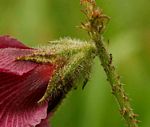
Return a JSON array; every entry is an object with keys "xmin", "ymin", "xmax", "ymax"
[{"xmin": 17, "ymin": 38, "xmax": 96, "ymax": 111}]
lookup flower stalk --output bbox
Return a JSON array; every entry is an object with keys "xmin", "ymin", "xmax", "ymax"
[{"xmin": 80, "ymin": 0, "xmax": 139, "ymax": 126}]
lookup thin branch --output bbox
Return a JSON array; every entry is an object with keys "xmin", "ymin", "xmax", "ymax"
[{"xmin": 80, "ymin": 0, "xmax": 139, "ymax": 126}]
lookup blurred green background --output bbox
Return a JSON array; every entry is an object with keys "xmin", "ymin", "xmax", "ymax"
[{"xmin": 0, "ymin": 0, "xmax": 150, "ymax": 127}]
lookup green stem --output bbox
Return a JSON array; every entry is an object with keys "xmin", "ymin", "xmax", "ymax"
[
  {"xmin": 80, "ymin": 0, "xmax": 139, "ymax": 126},
  {"xmin": 93, "ymin": 35, "xmax": 139, "ymax": 127}
]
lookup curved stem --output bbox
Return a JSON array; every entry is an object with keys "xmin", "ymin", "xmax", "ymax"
[
  {"xmin": 80, "ymin": 0, "xmax": 139, "ymax": 126},
  {"xmin": 95, "ymin": 36, "xmax": 139, "ymax": 127}
]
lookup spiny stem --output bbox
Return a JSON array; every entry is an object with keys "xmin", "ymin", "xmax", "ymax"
[
  {"xmin": 95, "ymin": 36, "xmax": 139, "ymax": 127},
  {"xmin": 80, "ymin": 0, "xmax": 139, "ymax": 127}
]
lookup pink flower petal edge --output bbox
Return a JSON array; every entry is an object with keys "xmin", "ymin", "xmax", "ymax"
[
  {"xmin": 0, "ymin": 48, "xmax": 38, "ymax": 75},
  {"xmin": 0, "ymin": 36, "xmax": 56, "ymax": 127},
  {"xmin": 0, "ymin": 35, "xmax": 30, "ymax": 49},
  {"xmin": 36, "ymin": 116, "xmax": 50, "ymax": 127}
]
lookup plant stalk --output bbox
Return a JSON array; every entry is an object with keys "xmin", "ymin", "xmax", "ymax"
[
  {"xmin": 80, "ymin": 0, "xmax": 139, "ymax": 126},
  {"xmin": 94, "ymin": 36, "xmax": 139, "ymax": 127}
]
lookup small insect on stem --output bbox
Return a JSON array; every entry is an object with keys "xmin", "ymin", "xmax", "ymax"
[
  {"xmin": 82, "ymin": 78, "xmax": 89, "ymax": 90},
  {"xmin": 80, "ymin": 0, "xmax": 139, "ymax": 127}
]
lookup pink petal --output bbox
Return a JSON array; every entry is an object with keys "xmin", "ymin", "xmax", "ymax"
[
  {"xmin": 0, "ymin": 48, "xmax": 38, "ymax": 75},
  {"xmin": 36, "ymin": 117, "xmax": 50, "ymax": 127},
  {"xmin": 0, "ymin": 64, "xmax": 55, "ymax": 127},
  {"xmin": 36, "ymin": 113, "xmax": 53, "ymax": 127},
  {"xmin": 0, "ymin": 35, "xmax": 30, "ymax": 49}
]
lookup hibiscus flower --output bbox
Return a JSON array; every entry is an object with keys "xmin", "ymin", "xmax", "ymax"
[
  {"xmin": 0, "ymin": 35, "xmax": 57, "ymax": 127},
  {"xmin": 0, "ymin": 35, "xmax": 95, "ymax": 127}
]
